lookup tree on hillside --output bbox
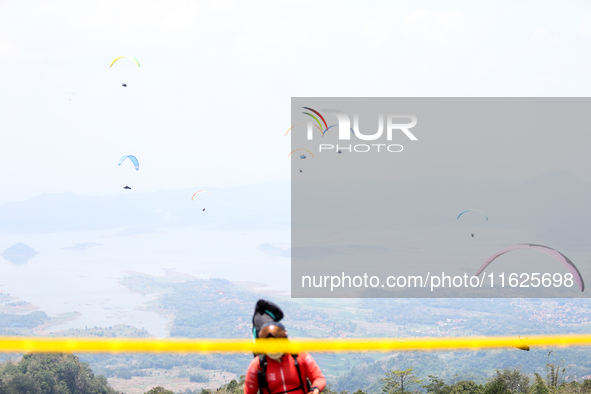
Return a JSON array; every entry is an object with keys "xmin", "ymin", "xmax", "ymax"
[
  {"xmin": 531, "ymin": 373, "xmax": 549, "ymax": 394},
  {"xmin": 323, "ymin": 384, "xmax": 337, "ymax": 394},
  {"xmin": 423, "ymin": 375, "xmax": 450, "ymax": 394},
  {"xmin": 0, "ymin": 352, "xmax": 117, "ymax": 394},
  {"xmin": 483, "ymin": 380, "xmax": 511, "ymax": 394},
  {"xmin": 381, "ymin": 366, "xmax": 424, "ymax": 394},
  {"xmin": 450, "ymin": 380, "xmax": 483, "ymax": 394},
  {"xmin": 546, "ymin": 352, "xmax": 565, "ymax": 390},
  {"xmin": 145, "ymin": 387, "xmax": 174, "ymax": 394},
  {"xmin": 493, "ymin": 368, "xmax": 530, "ymax": 393},
  {"xmin": 559, "ymin": 380, "xmax": 588, "ymax": 394},
  {"xmin": 225, "ymin": 379, "xmax": 242, "ymax": 394}
]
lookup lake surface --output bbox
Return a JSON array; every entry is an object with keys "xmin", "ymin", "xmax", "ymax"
[
  {"xmin": 0, "ymin": 227, "xmax": 291, "ymax": 337},
  {"xmin": 3, "ymin": 222, "xmax": 589, "ymax": 337}
]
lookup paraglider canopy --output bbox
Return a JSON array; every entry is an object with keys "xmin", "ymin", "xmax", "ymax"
[
  {"xmin": 457, "ymin": 209, "xmax": 489, "ymax": 221},
  {"xmin": 109, "ymin": 56, "xmax": 140, "ymax": 68},
  {"xmin": 288, "ymin": 149, "xmax": 314, "ymax": 158},
  {"xmin": 285, "ymin": 123, "xmax": 324, "ymax": 138},
  {"xmin": 475, "ymin": 243, "xmax": 585, "ymax": 292},
  {"xmin": 118, "ymin": 155, "xmax": 139, "ymax": 171},
  {"xmin": 192, "ymin": 190, "xmax": 213, "ymax": 200},
  {"xmin": 321, "ymin": 124, "xmax": 338, "ymax": 135}
]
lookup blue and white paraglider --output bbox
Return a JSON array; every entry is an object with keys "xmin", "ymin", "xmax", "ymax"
[{"xmin": 118, "ymin": 155, "xmax": 139, "ymax": 171}]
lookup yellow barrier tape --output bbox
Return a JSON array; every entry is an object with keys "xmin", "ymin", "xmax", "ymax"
[{"xmin": 0, "ymin": 335, "xmax": 588, "ymax": 353}]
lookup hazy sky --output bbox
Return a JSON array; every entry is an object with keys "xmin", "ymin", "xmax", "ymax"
[{"xmin": 1, "ymin": 1, "xmax": 591, "ymax": 201}]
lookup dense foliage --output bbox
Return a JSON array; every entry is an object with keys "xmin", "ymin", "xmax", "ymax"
[
  {"xmin": 150, "ymin": 363, "xmax": 591, "ymax": 394},
  {"xmin": 144, "ymin": 387, "xmax": 174, "ymax": 394},
  {"xmin": 154, "ymin": 278, "xmax": 321, "ymax": 339},
  {"xmin": 73, "ymin": 281, "xmax": 591, "ymax": 385},
  {"xmin": 80, "ymin": 353, "xmax": 251, "ymax": 378},
  {"xmin": 0, "ymin": 352, "xmax": 117, "ymax": 394},
  {"xmin": 332, "ymin": 350, "xmax": 591, "ymax": 393},
  {"xmin": 4, "ymin": 276, "xmax": 591, "ymax": 393},
  {"xmin": 0, "ymin": 311, "xmax": 49, "ymax": 329},
  {"xmin": 359, "ymin": 299, "xmax": 591, "ymax": 336}
]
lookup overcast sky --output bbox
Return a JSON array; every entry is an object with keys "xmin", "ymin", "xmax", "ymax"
[{"xmin": 1, "ymin": 1, "xmax": 591, "ymax": 202}]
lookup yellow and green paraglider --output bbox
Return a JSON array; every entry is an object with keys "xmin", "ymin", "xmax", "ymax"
[
  {"xmin": 109, "ymin": 56, "xmax": 140, "ymax": 68},
  {"xmin": 110, "ymin": 57, "xmax": 140, "ymax": 87}
]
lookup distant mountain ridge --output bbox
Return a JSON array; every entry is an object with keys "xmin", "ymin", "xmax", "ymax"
[
  {"xmin": 0, "ymin": 183, "xmax": 290, "ymax": 234},
  {"xmin": 0, "ymin": 172, "xmax": 589, "ymax": 248}
]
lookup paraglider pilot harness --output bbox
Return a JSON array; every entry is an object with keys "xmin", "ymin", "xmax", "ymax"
[{"xmin": 257, "ymin": 354, "xmax": 313, "ymax": 394}]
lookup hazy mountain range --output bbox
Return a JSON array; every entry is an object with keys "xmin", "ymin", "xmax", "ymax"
[
  {"xmin": 0, "ymin": 183, "xmax": 290, "ymax": 234},
  {"xmin": 0, "ymin": 171, "xmax": 589, "ymax": 247}
]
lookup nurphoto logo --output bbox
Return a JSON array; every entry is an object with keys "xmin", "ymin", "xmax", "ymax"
[{"xmin": 299, "ymin": 107, "xmax": 418, "ymax": 153}]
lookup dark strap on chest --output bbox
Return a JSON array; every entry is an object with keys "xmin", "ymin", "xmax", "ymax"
[
  {"xmin": 258, "ymin": 355, "xmax": 270, "ymax": 394},
  {"xmin": 257, "ymin": 354, "xmax": 310, "ymax": 394}
]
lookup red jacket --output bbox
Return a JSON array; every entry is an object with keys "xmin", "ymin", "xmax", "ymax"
[{"xmin": 245, "ymin": 352, "xmax": 326, "ymax": 394}]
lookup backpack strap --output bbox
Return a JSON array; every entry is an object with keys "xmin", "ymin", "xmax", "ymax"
[
  {"xmin": 258, "ymin": 354, "xmax": 311, "ymax": 394},
  {"xmin": 291, "ymin": 354, "xmax": 311, "ymax": 393},
  {"xmin": 258, "ymin": 355, "xmax": 271, "ymax": 394}
]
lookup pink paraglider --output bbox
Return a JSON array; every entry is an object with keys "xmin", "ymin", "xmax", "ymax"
[{"xmin": 475, "ymin": 244, "xmax": 584, "ymax": 292}]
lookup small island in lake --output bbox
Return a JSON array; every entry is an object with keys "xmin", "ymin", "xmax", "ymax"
[{"xmin": 1, "ymin": 243, "xmax": 39, "ymax": 265}]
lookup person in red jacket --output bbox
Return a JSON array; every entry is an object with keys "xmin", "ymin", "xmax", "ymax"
[{"xmin": 245, "ymin": 322, "xmax": 326, "ymax": 394}]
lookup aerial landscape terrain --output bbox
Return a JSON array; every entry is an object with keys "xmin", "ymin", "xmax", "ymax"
[{"xmin": 2, "ymin": 1, "xmax": 591, "ymax": 393}]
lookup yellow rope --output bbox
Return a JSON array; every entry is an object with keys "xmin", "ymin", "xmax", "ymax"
[{"xmin": 0, "ymin": 335, "xmax": 588, "ymax": 353}]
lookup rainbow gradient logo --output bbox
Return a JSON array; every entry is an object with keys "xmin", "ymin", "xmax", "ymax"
[
  {"xmin": 295, "ymin": 107, "xmax": 418, "ymax": 153},
  {"xmin": 301, "ymin": 107, "xmax": 418, "ymax": 141}
]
